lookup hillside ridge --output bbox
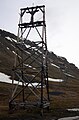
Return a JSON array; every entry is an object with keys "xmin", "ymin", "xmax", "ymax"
[{"xmin": 0, "ymin": 28, "xmax": 79, "ymax": 80}]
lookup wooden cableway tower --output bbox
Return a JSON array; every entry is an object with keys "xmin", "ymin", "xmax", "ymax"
[{"xmin": 9, "ymin": 5, "xmax": 50, "ymax": 113}]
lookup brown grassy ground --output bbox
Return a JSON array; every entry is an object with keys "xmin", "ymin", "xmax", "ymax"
[{"xmin": 0, "ymin": 77, "xmax": 79, "ymax": 119}]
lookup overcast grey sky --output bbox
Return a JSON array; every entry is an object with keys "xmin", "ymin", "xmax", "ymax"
[{"xmin": 0, "ymin": 0, "xmax": 79, "ymax": 67}]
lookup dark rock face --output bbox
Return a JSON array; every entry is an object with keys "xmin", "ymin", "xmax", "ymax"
[{"xmin": 0, "ymin": 29, "xmax": 79, "ymax": 79}]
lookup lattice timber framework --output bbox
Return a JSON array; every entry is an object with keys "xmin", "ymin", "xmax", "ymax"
[{"xmin": 9, "ymin": 5, "xmax": 50, "ymax": 113}]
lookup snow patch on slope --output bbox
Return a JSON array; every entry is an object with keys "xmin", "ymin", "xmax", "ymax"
[
  {"xmin": 0, "ymin": 72, "xmax": 12, "ymax": 83},
  {"xmin": 64, "ymin": 73, "xmax": 75, "ymax": 78},
  {"xmin": 58, "ymin": 116, "xmax": 79, "ymax": 120},
  {"xmin": 0, "ymin": 72, "xmax": 63, "ymax": 86},
  {"xmin": 48, "ymin": 78, "xmax": 63, "ymax": 82},
  {"xmin": 67, "ymin": 108, "xmax": 79, "ymax": 111},
  {"xmin": 0, "ymin": 72, "xmax": 41, "ymax": 87},
  {"xmin": 5, "ymin": 36, "xmax": 16, "ymax": 43},
  {"xmin": 51, "ymin": 63, "xmax": 60, "ymax": 68}
]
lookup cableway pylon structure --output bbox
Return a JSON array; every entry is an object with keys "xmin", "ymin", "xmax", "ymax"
[{"xmin": 9, "ymin": 5, "xmax": 50, "ymax": 114}]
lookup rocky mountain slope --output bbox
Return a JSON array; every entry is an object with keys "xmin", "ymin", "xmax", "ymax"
[
  {"xmin": 0, "ymin": 29, "xmax": 79, "ymax": 81},
  {"xmin": 1, "ymin": 29, "xmax": 79, "ymax": 119}
]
